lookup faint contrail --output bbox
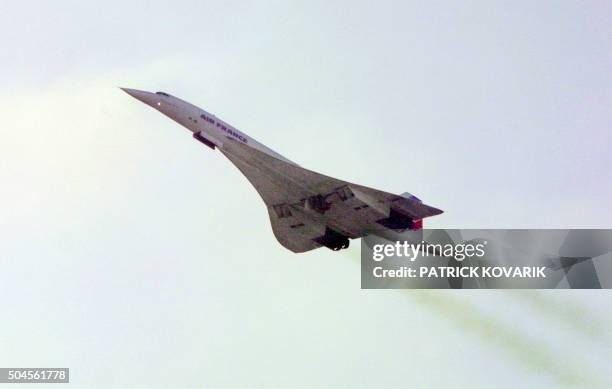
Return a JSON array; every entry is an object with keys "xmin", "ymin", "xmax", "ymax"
[{"xmin": 346, "ymin": 248, "xmax": 607, "ymax": 387}]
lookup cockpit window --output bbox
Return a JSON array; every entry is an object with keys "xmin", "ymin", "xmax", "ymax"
[{"xmin": 155, "ymin": 91, "xmax": 170, "ymax": 97}]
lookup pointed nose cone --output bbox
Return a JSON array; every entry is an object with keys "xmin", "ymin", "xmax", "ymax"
[{"xmin": 120, "ymin": 87, "xmax": 156, "ymax": 106}]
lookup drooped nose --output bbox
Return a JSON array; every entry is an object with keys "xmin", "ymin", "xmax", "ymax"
[{"xmin": 120, "ymin": 87, "xmax": 157, "ymax": 106}]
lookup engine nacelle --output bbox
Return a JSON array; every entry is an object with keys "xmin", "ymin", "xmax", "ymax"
[
  {"xmin": 305, "ymin": 194, "xmax": 331, "ymax": 214},
  {"xmin": 376, "ymin": 209, "xmax": 422, "ymax": 231}
]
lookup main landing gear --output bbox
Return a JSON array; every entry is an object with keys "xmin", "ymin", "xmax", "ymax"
[{"xmin": 313, "ymin": 227, "xmax": 350, "ymax": 251}]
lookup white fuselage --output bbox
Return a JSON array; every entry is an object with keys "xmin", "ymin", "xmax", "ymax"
[{"xmin": 122, "ymin": 88, "xmax": 293, "ymax": 163}]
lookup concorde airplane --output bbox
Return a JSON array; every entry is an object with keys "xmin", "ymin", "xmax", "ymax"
[{"xmin": 122, "ymin": 88, "xmax": 443, "ymax": 252}]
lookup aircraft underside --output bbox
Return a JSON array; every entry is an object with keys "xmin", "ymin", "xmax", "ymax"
[{"xmin": 219, "ymin": 139, "xmax": 442, "ymax": 253}]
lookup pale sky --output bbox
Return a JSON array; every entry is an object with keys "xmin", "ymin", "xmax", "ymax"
[{"xmin": 1, "ymin": 1, "xmax": 611, "ymax": 388}]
